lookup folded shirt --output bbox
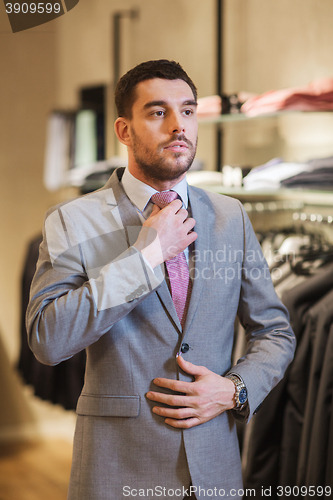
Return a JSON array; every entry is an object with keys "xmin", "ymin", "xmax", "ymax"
[
  {"xmin": 241, "ymin": 78, "xmax": 333, "ymax": 117},
  {"xmin": 243, "ymin": 158, "xmax": 309, "ymax": 190},
  {"xmin": 281, "ymin": 168, "xmax": 333, "ymax": 189},
  {"xmin": 243, "ymin": 155, "xmax": 333, "ymax": 191}
]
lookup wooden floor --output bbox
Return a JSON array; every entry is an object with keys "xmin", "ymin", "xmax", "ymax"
[{"xmin": 0, "ymin": 439, "xmax": 72, "ymax": 500}]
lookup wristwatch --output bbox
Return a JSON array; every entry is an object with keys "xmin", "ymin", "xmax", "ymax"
[{"xmin": 226, "ymin": 373, "xmax": 248, "ymax": 410}]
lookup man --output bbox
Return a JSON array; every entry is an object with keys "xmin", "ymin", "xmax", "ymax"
[{"xmin": 27, "ymin": 60, "xmax": 295, "ymax": 500}]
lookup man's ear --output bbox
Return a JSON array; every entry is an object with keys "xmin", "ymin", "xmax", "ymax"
[{"xmin": 114, "ymin": 117, "xmax": 131, "ymax": 146}]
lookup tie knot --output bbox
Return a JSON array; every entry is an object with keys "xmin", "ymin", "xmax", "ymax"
[{"xmin": 151, "ymin": 191, "xmax": 179, "ymax": 209}]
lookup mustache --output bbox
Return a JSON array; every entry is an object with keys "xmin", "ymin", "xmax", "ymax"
[{"xmin": 162, "ymin": 134, "xmax": 195, "ymax": 149}]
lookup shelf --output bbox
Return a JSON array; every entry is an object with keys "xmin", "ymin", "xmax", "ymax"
[
  {"xmin": 199, "ymin": 184, "xmax": 333, "ymax": 208},
  {"xmin": 198, "ymin": 110, "xmax": 333, "ymax": 125}
]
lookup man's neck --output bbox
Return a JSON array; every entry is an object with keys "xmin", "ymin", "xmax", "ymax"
[{"xmin": 127, "ymin": 164, "xmax": 186, "ymax": 192}]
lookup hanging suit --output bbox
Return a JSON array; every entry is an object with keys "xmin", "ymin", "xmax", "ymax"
[{"xmin": 244, "ymin": 263, "xmax": 333, "ymax": 496}]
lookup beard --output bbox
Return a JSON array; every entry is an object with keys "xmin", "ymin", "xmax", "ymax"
[{"xmin": 130, "ymin": 127, "xmax": 197, "ymax": 183}]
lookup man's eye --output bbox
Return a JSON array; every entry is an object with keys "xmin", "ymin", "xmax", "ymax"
[
  {"xmin": 183, "ymin": 109, "xmax": 194, "ymax": 116},
  {"xmin": 153, "ymin": 110, "xmax": 165, "ymax": 117}
]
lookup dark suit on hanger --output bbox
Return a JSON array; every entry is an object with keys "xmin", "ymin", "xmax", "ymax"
[
  {"xmin": 296, "ymin": 288, "xmax": 333, "ymax": 487},
  {"xmin": 305, "ymin": 321, "xmax": 333, "ymax": 490},
  {"xmin": 244, "ymin": 263, "xmax": 333, "ymax": 496},
  {"xmin": 19, "ymin": 233, "xmax": 85, "ymax": 409},
  {"xmin": 281, "ymin": 288, "xmax": 333, "ymax": 486}
]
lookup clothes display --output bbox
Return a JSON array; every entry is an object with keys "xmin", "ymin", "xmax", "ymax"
[
  {"xmin": 241, "ymin": 78, "xmax": 333, "ymax": 117},
  {"xmin": 281, "ymin": 155, "xmax": 333, "ymax": 189},
  {"xmin": 18, "ymin": 234, "xmax": 85, "ymax": 410},
  {"xmin": 243, "ymin": 227, "xmax": 333, "ymax": 498},
  {"xmin": 197, "ymin": 93, "xmax": 246, "ymax": 117},
  {"xmin": 243, "ymin": 155, "xmax": 333, "ymax": 191},
  {"xmin": 44, "ymin": 97, "xmax": 106, "ymax": 191},
  {"xmin": 44, "ymin": 111, "xmax": 75, "ymax": 191},
  {"xmin": 243, "ymin": 158, "xmax": 308, "ymax": 191},
  {"xmin": 197, "ymin": 78, "xmax": 333, "ymax": 119},
  {"xmin": 74, "ymin": 109, "xmax": 98, "ymax": 167}
]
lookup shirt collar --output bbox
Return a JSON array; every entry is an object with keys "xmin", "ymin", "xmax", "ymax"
[{"xmin": 121, "ymin": 167, "xmax": 188, "ymax": 212}]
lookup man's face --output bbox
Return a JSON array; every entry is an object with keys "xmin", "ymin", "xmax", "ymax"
[{"xmin": 127, "ymin": 78, "xmax": 198, "ymax": 186}]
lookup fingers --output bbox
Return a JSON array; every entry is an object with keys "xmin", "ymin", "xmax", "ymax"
[
  {"xmin": 176, "ymin": 208, "xmax": 189, "ymax": 223},
  {"xmin": 142, "ymin": 199, "xmax": 197, "ymax": 265},
  {"xmin": 146, "ymin": 390, "xmax": 189, "ymax": 407},
  {"xmin": 167, "ymin": 199, "xmax": 183, "ymax": 213},
  {"xmin": 160, "ymin": 205, "xmax": 192, "ymax": 227},
  {"xmin": 151, "ymin": 200, "xmax": 192, "ymax": 227},
  {"xmin": 176, "ymin": 355, "xmax": 208, "ymax": 377},
  {"xmin": 183, "ymin": 216, "xmax": 196, "ymax": 232},
  {"xmin": 150, "ymin": 203, "xmax": 160, "ymax": 216},
  {"xmin": 147, "ymin": 359, "xmax": 235, "ymax": 428},
  {"xmin": 153, "ymin": 406, "xmax": 194, "ymax": 419},
  {"xmin": 164, "ymin": 417, "xmax": 200, "ymax": 429},
  {"xmin": 149, "ymin": 199, "xmax": 182, "ymax": 218},
  {"xmin": 152, "ymin": 404, "xmax": 203, "ymax": 429},
  {"xmin": 147, "ymin": 376, "xmax": 194, "ymax": 396}
]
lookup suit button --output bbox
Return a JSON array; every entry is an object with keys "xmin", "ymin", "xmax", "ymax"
[
  {"xmin": 125, "ymin": 293, "xmax": 135, "ymax": 303},
  {"xmin": 136, "ymin": 285, "xmax": 146, "ymax": 297},
  {"xmin": 181, "ymin": 343, "xmax": 190, "ymax": 353}
]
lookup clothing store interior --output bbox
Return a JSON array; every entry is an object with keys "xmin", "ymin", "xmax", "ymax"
[{"xmin": 1, "ymin": 0, "xmax": 333, "ymax": 498}]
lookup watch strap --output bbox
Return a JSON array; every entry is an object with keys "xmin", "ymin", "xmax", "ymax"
[{"xmin": 226, "ymin": 373, "xmax": 248, "ymax": 410}]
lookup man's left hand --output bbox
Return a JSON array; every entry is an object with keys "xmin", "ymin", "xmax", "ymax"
[{"xmin": 146, "ymin": 355, "xmax": 236, "ymax": 428}]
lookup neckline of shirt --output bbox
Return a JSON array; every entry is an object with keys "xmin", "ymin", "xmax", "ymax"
[{"xmin": 121, "ymin": 167, "xmax": 189, "ymax": 213}]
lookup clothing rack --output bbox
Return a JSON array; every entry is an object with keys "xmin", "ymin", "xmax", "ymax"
[
  {"xmin": 293, "ymin": 212, "xmax": 333, "ymax": 224},
  {"xmin": 240, "ymin": 198, "xmax": 333, "ymax": 244},
  {"xmin": 243, "ymin": 200, "xmax": 304, "ymax": 214},
  {"xmin": 243, "ymin": 200, "xmax": 333, "ymax": 226}
]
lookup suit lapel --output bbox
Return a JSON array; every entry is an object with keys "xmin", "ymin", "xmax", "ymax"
[
  {"xmin": 104, "ymin": 168, "xmax": 142, "ymax": 242},
  {"xmin": 182, "ymin": 186, "xmax": 211, "ymax": 335},
  {"xmin": 155, "ymin": 282, "xmax": 183, "ymax": 332}
]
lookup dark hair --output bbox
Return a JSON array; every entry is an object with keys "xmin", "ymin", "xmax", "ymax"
[{"xmin": 114, "ymin": 59, "xmax": 197, "ymax": 118}]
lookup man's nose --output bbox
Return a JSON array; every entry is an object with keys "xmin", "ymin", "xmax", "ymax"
[{"xmin": 169, "ymin": 111, "xmax": 185, "ymax": 134}]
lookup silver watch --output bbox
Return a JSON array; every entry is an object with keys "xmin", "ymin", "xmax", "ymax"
[{"xmin": 226, "ymin": 374, "xmax": 248, "ymax": 410}]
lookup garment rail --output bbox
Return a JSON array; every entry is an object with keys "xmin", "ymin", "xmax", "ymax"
[
  {"xmin": 293, "ymin": 212, "xmax": 333, "ymax": 224},
  {"xmin": 243, "ymin": 200, "xmax": 304, "ymax": 214}
]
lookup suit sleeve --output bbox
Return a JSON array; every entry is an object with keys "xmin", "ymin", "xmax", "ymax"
[
  {"xmin": 227, "ymin": 202, "xmax": 296, "ymax": 422},
  {"xmin": 26, "ymin": 206, "xmax": 164, "ymax": 366}
]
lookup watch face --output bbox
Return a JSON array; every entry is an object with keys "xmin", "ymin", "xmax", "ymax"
[{"xmin": 239, "ymin": 388, "xmax": 247, "ymax": 405}]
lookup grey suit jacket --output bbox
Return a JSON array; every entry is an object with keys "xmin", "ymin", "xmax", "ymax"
[{"xmin": 26, "ymin": 168, "xmax": 295, "ymax": 500}]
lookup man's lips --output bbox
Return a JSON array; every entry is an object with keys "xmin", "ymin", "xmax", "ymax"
[{"xmin": 164, "ymin": 141, "xmax": 189, "ymax": 151}]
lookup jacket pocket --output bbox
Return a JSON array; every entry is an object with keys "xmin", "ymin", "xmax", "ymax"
[{"xmin": 76, "ymin": 394, "xmax": 140, "ymax": 417}]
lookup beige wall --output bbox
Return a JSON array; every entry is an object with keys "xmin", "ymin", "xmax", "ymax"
[
  {"xmin": 0, "ymin": 11, "xmax": 59, "ymax": 361},
  {"xmin": 224, "ymin": 0, "xmax": 333, "ymax": 94},
  {"xmin": 56, "ymin": 0, "xmax": 216, "ymax": 107}
]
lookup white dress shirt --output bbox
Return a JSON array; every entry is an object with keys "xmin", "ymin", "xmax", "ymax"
[{"xmin": 121, "ymin": 167, "xmax": 188, "ymax": 219}]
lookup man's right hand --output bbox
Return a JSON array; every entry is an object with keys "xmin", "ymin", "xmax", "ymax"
[{"xmin": 134, "ymin": 199, "xmax": 197, "ymax": 269}]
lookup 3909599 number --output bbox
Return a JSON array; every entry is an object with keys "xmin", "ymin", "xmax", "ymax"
[
  {"xmin": 277, "ymin": 485, "xmax": 332, "ymax": 497},
  {"xmin": 5, "ymin": 3, "xmax": 61, "ymax": 14}
]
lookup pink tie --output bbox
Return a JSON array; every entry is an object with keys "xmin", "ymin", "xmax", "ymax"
[{"xmin": 151, "ymin": 191, "xmax": 191, "ymax": 328}]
